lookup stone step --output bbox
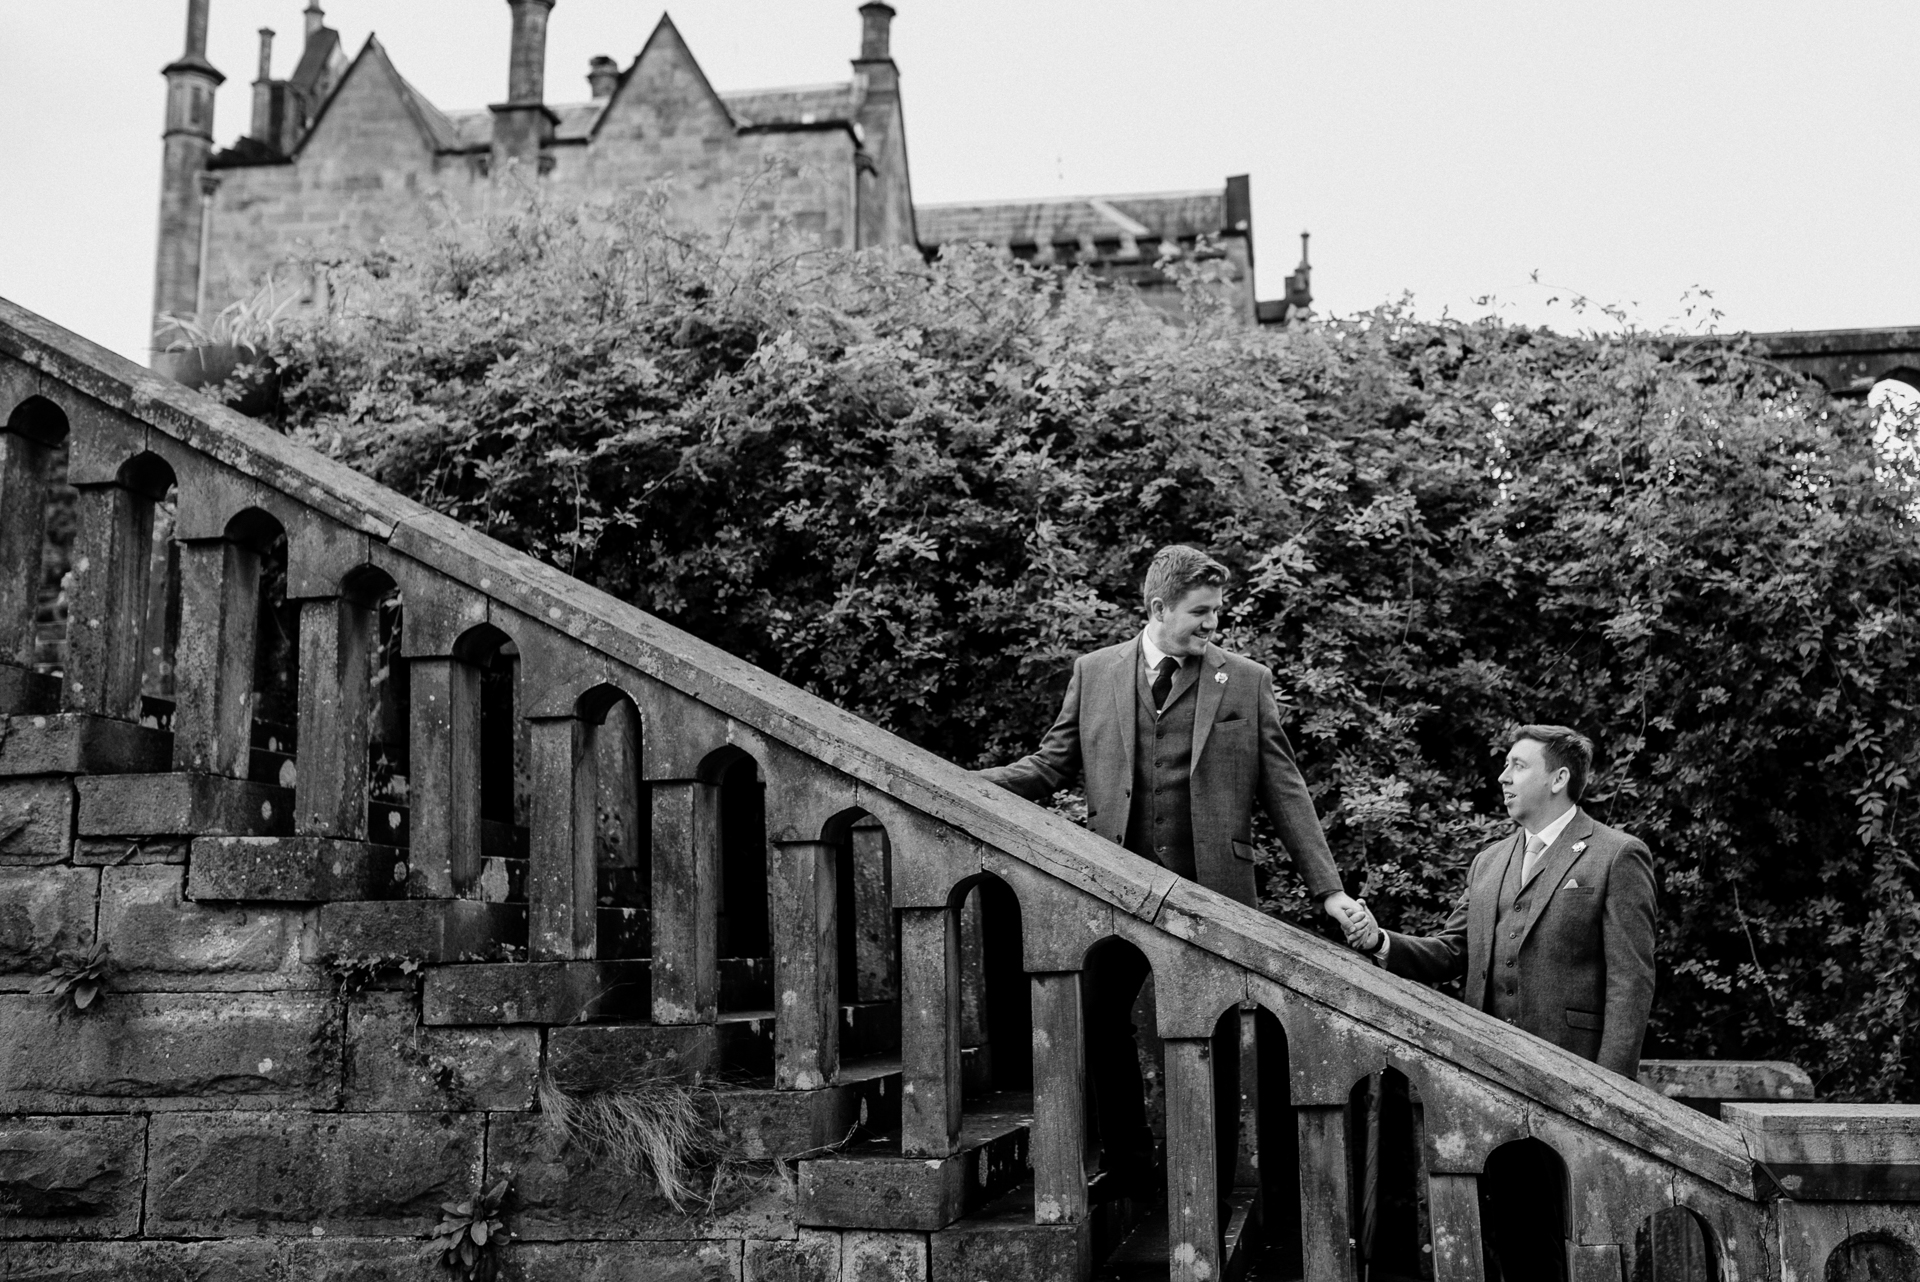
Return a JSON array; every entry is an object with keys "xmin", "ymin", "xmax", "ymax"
[
  {"xmin": 187, "ymin": 835, "xmax": 409, "ymax": 902},
  {"xmin": 928, "ymin": 1180, "xmax": 1092, "ymax": 1282},
  {"xmin": 247, "ymin": 745, "xmax": 297, "ymax": 789},
  {"xmin": 77, "ymin": 771, "xmax": 294, "ymax": 839},
  {"xmin": 317, "ymin": 899, "xmax": 526, "ymax": 964},
  {"xmin": 716, "ymin": 1056, "xmax": 903, "ymax": 1160},
  {"xmin": 422, "ymin": 959, "xmax": 653, "ymax": 1026},
  {"xmin": 796, "ymin": 1091, "xmax": 1033, "ymax": 1231},
  {"xmin": 0, "ymin": 665, "xmax": 60, "ymax": 716},
  {"xmin": 0, "ymin": 712, "xmax": 171, "ymax": 777}
]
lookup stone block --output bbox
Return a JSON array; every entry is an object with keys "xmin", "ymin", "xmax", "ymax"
[
  {"xmin": 74, "ymin": 836, "xmax": 188, "ymax": 864},
  {"xmin": 0, "ymin": 866, "xmax": 96, "ymax": 976},
  {"xmin": 929, "ymin": 1212, "xmax": 1089, "ymax": 1282},
  {"xmin": 0, "ymin": 713, "xmax": 170, "ymax": 777},
  {"xmin": 0, "ymin": 1239, "xmax": 291, "ymax": 1280},
  {"xmin": 486, "ymin": 1113, "xmax": 793, "ymax": 1243},
  {"xmin": 421, "ymin": 959, "xmax": 651, "ymax": 1026},
  {"xmin": 502, "ymin": 1240, "xmax": 742, "ymax": 1281},
  {"xmin": 0, "ymin": 779, "xmax": 73, "ymax": 863},
  {"xmin": 1638, "ymin": 1058, "xmax": 1815, "ymax": 1108},
  {"xmin": 797, "ymin": 1106, "xmax": 1030, "ymax": 1231},
  {"xmin": 76, "ymin": 772, "xmax": 292, "ymax": 838},
  {"xmin": 744, "ymin": 1230, "xmax": 841, "ymax": 1282},
  {"xmin": 1723, "ymin": 1102, "xmax": 1920, "ymax": 1200},
  {"xmin": 98, "ymin": 864, "xmax": 314, "ymax": 987},
  {"xmin": 0, "ymin": 992, "xmax": 329, "ymax": 1112},
  {"xmin": 344, "ymin": 991, "xmax": 538, "ymax": 1111},
  {"xmin": 281, "ymin": 1237, "xmax": 435, "ymax": 1281},
  {"xmin": 189, "ymin": 836, "xmax": 409, "ymax": 902},
  {"xmin": 840, "ymin": 1231, "xmax": 928, "ymax": 1282},
  {"xmin": 145, "ymin": 1111, "xmax": 485, "ymax": 1236},
  {"xmin": 0, "ymin": 1115, "xmax": 146, "ymax": 1239},
  {"xmin": 318, "ymin": 899, "xmax": 526, "ymax": 963}
]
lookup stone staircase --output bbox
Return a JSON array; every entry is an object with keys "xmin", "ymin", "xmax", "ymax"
[{"xmin": 3, "ymin": 292, "xmax": 1920, "ymax": 1280}]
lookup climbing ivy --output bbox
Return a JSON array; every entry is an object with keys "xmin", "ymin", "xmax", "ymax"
[{"xmin": 229, "ymin": 192, "xmax": 1920, "ymax": 1101}]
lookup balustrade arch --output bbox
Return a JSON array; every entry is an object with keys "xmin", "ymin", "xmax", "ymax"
[
  {"xmin": 0, "ymin": 396, "xmax": 72, "ymax": 701},
  {"xmin": 409, "ymin": 620, "xmax": 518, "ymax": 899},
  {"xmin": 172, "ymin": 506, "xmax": 294, "ymax": 779},
  {"xmin": 66, "ymin": 450, "xmax": 177, "ymax": 723}
]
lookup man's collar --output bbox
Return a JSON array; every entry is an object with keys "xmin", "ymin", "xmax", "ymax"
[
  {"xmin": 1525, "ymin": 804, "xmax": 1580, "ymax": 846},
  {"xmin": 1140, "ymin": 628, "xmax": 1174, "ymax": 670}
]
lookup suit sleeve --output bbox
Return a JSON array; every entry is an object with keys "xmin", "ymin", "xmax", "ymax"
[
  {"xmin": 1382, "ymin": 873, "xmax": 1472, "ymax": 986},
  {"xmin": 976, "ymin": 658, "xmax": 1086, "ymax": 801},
  {"xmin": 1597, "ymin": 838, "xmax": 1658, "ymax": 1077},
  {"xmin": 1254, "ymin": 666, "xmax": 1344, "ymax": 898}
]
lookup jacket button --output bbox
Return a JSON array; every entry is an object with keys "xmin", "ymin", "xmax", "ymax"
[{"xmin": 1506, "ymin": 958, "xmax": 1516, "ymax": 967}]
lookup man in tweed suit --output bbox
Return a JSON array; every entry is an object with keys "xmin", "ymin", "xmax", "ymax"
[
  {"xmin": 1345, "ymin": 725, "xmax": 1656, "ymax": 1077},
  {"xmin": 1345, "ymin": 725, "xmax": 1655, "ymax": 1282},
  {"xmin": 981, "ymin": 545, "xmax": 1363, "ymax": 1183}
]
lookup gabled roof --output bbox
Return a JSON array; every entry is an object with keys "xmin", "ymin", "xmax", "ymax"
[
  {"xmin": 916, "ymin": 190, "xmax": 1232, "ymax": 249},
  {"xmin": 722, "ymin": 82, "xmax": 863, "ymax": 129},
  {"xmin": 295, "ymin": 35, "xmax": 464, "ymax": 157},
  {"xmin": 591, "ymin": 13, "xmax": 739, "ymax": 140}
]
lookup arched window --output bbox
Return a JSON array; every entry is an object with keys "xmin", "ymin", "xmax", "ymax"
[
  {"xmin": 1481, "ymin": 1137, "xmax": 1571, "ymax": 1282},
  {"xmin": 1634, "ymin": 1205, "xmax": 1719, "ymax": 1281}
]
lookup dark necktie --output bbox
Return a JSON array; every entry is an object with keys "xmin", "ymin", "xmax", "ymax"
[{"xmin": 1151, "ymin": 656, "xmax": 1179, "ymax": 712}]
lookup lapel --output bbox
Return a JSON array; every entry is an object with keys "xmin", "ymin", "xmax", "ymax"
[
  {"xmin": 1110, "ymin": 639, "xmax": 1141, "ymax": 781},
  {"xmin": 1471, "ymin": 829, "xmax": 1523, "ymax": 982},
  {"xmin": 1511, "ymin": 808, "xmax": 1594, "ymax": 947},
  {"xmin": 1188, "ymin": 644, "xmax": 1230, "ymax": 774}
]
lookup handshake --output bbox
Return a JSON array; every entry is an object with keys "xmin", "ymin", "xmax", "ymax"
[{"xmin": 1334, "ymin": 896, "xmax": 1385, "ymax": 955}]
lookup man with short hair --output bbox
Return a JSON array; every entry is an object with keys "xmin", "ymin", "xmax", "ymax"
[
  {"xmin": 981, "ymin": 544, "xmax": 1362, "ymax": 1181},
  {"xmin": 1344, "ymin": 726, "xmax": 1655, "ymax": 1282},
  {"xmin": 1345, "ymin": 724, "xmax": 1657, "ymax": 1076}
]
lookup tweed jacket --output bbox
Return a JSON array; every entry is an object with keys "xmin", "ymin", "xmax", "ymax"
[
  {"xmin": 979, "ymin": 637, "xmax": 1341, "ymax": 907},
  {"xmin": 1382, "ymin": 809, "xmax": 1657, "ymax": 1077}
]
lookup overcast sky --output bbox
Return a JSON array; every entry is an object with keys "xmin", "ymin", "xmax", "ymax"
[{"xmin": 4, "ymin": 1, "xmax": 1917, "ymax": 366}]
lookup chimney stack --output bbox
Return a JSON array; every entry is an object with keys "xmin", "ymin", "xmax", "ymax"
[
  {"xmin": 587, "ymin": 55, "xmax": 618, "ymax": 100},
  {"xmin": 491, "ymin": 0, "xmax": 559, "ymax": 174},
  {"xmin": 304, "ymin": 2, "xmax": 326, "ymax": 40},
  {"xmin": 155, "ymin": 0, "xmax": 226, "ymax": 357},
  {"xmin": 250, "ymin": 28, "xmax": 285, "ymax": 145},
  {"xmin": 183, "ymin": 0, "xmax": 211, "ymax": 59},
  {"xmin": 506, "ymin": 0, "xmax": 555, "ymax": 104},
  {"xmin": 857, "ymin": 2, "xmax": 895, "ymax": 61}
]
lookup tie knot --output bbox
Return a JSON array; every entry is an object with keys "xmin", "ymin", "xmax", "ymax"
[
  {"xmin": 1526, "ymin": 833, "xmax": 1547, "ymax": 858},
  {"xmin": 1156, "ymin": 657, "xmax": 1180, "ymax": 678}
]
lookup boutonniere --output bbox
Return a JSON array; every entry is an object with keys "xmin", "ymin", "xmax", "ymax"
[
  {"xmin": 1214, "ymin": 671, "xmax": 1228, "ymax": 684},
  {"xmin": 1571, "ymin": 841, "xmax": 1588, "ymax": 855}
]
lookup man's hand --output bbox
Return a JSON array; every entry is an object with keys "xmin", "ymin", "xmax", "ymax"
[
  {"xmin": 1322, "ymin": 890, "xmax": 1365, "ymax": 936},
  {"xmin": 1340, "ymin": 897, "xmax": 1384, "ymax": 953}
]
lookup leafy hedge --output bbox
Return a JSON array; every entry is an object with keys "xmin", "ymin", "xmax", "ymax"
[{"xmin": 237, "ymin": 195, "xmax": 1920, "ymax": 1099}]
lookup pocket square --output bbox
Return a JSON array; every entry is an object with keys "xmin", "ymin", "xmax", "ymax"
[{"xmin": 1563, "ymin": 877, "xmax": 1580, "ymax": 889}]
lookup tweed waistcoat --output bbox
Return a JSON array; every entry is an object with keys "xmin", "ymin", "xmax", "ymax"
[
  {"xmin": 1486, "ymin": 839, "xmax": 1540, "ymax": 1023},
  {"xmin": 1125, "ymin": 657, "xmax": 1198, "ymax": 882}
]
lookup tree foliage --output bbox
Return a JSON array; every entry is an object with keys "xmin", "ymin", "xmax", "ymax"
[{"xmin": 239, "ymin": 193, "xmax": 1920, "ymax": 1100}]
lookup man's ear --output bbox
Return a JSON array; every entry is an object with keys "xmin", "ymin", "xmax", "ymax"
[
  {"xmin": 1549, "ymin": 768, "xmax": 1570, "ymax": 796},
  {"xmin": 1147, "ymin": 597, "xmax": 1166, "ymax": 622}
]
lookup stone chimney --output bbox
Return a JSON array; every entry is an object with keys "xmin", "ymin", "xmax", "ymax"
[
  {"xmin": 305, "ymin": 2, "xmax": 326, "ymax": 40},
  {"xmin": 858, "ymin": 2, "xmax": 895, "ymax": 61},
  {"xmin": 154, "ymin": 0, "xmax": 225, "ymax": 354},
  {"xmin": 249, "ymin": 28, "xmax": 281, "ymax": 144},
  {"xmin": 1284, "ymin": 232, "xmax": 1312, "ymax": 313},
  {"xmin": 587, "ymin": 55, "xmax": 618, "ymax": 100},
  {"xmin": 491, "ymin": 0, "xmax": 559, "ymax": 174}
]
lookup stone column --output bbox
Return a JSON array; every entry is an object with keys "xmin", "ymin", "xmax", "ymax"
[
  {"xmin": 771, "ymin": 839, "xmax": 839, "ymax": 1091},
  {"xmin": 899, "ymin": 903, "xmax": 961, "ymax": 1157},
  {"xmin": 1029, "ymin": 970, "xmax": 1088, "ymax": 1225},
  {"xmin": 650, "ymin": 778, "xmax": 719, "ymax": 1023}
]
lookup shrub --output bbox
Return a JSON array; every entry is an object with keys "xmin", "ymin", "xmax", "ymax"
[{"xmin": 230, "ymin": 191, "xmax": 1920, "ymax": 1100}]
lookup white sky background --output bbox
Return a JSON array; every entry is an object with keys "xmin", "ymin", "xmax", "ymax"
[{"xmin": 2, "ymin": 0, "xmax": 1917, "ymax": 366}]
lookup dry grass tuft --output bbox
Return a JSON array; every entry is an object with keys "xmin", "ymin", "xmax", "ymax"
[{"xmin": 538, "ymin": 1066, "xmax": 712, "ymax": 1210}]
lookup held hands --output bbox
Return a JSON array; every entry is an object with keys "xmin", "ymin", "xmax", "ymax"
[{"xmin": 1325, "ymin": 892, "xmax": 1384, "ymax": 954}]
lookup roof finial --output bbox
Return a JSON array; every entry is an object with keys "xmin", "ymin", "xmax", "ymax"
[{"xmin": 305, "ymin": 1, "xmax": 326, "ymax": 39}]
